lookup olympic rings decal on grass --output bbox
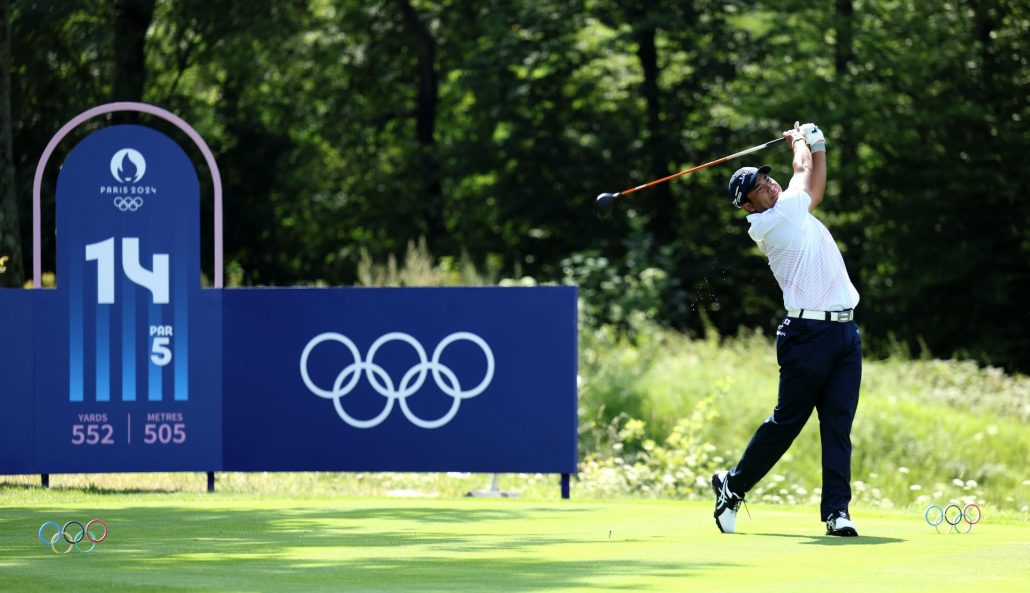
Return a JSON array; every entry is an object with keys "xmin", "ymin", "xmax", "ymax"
[
  {"xmin": 113, "ymin": 196, "xmax": 144, "ymax": 211},
  {"xmin": 38, "ymin": 520, "xmax": 108, "ymax": 553},
  {"xmin": 300, "ymin": 331, "xmax": 495, "ymax": 429},
  {"xmin": 924, "ymin": 504, "xmax": 981, "ymax": 533}
]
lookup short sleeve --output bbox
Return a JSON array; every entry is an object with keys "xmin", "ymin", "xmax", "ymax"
[
  {"xmin": 777, "ymin": 189, "xmax": 811, "ymax": 225},
  {"xmin": 747, "ymin": 216, "xmax": 770, "ymax": 242}
]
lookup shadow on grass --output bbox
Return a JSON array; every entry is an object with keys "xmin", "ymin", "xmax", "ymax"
[
  {"xmin": 0, "ymin": 503, "xmax": 737, "ymax": 592},
  {"xmin": 751, "ymin": 532, "xmax": 905, "ymax": 545}
]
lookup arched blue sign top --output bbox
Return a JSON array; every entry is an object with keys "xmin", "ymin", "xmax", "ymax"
[{"xmin": 33, "ymin": 102, "xmax": 224, "ymax": 288}]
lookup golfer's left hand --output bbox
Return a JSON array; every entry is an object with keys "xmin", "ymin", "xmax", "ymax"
[{"xmin": 783, "ymin": 121, "xmax": 805, "ymax": 149}]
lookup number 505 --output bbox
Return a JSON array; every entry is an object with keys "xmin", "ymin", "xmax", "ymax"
[{"xmin": 143, "ymin": 423, "xmax": 186, "ymax": 444}]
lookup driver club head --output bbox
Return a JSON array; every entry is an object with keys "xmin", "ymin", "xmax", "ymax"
[{"xmin": 595, "ymin": 192, "xmax": 617, "ymax": 218}]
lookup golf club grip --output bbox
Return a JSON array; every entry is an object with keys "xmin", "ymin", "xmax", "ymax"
[{"xmin": 618, "ymin": 137, "xmax": 781, "ymax": 197}]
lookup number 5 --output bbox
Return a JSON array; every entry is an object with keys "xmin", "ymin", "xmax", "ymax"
[{"xmin": 151, "ymin": 337, "xmax": 172, "ymax": 366}]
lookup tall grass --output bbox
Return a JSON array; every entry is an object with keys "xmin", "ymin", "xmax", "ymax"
[{"xmin": 577, "ymin": 323, "xmax": 1030, "ymax": 513}]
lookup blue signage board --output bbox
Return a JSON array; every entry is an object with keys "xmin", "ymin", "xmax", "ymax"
[
  {"xmin": 222, "ymin": 287, "xmax": 578, "ymax": 473},
  {"xmin": 0, "ymin": 290, "xmax": 35, "ymax": 473},
  {"xmin": 32, "ymin": 124, "xmax": 222, "ymax": 473},
  {"xmin": 2, "ymin": 107, "xmax": 579, "ymax": 490}
]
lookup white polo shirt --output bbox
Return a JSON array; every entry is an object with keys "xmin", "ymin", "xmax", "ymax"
[{"xmin": 746, "ymin": 188, "xmax": 859, "ymax": 312}]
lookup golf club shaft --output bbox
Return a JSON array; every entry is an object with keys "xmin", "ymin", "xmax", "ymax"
[{"xmin": 615, "ymin": 137, "xmax": 781, "ymax": 198}]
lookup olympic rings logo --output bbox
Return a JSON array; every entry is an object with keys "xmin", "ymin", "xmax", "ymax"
[
  {"xmin": 300, "ymin": 331, "xmax": 494, "ymax": 429},
  {"xmin": 38, "ymin": 520, "xmax": 109, "ymax": 554},
  {"xmin": 924, "ymin": 504, "xmax": 982, "ymax": 533},
  {"xmin": 113, "ymin": 196, "xmax": 144, "ymax": 211}
]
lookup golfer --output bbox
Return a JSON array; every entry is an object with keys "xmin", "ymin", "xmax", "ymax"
[{"xmin": 712, "ymin": 122, "xmax": 862, "ymax": 537}]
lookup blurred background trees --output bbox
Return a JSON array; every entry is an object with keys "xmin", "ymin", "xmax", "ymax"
[{"xmin": 1, "ymin": 0, "xmax": 1027, "ymax": 369}]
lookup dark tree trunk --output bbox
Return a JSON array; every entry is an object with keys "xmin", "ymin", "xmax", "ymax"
[
  {"xmin": 0, "ymin": 0, "xmax": 24, "ymax": 286},
  {"xmin": 635, "ymin": 24, "xmax": 674, "ymax": 245},
  {"xmin": 834, "ymin": 0, "xmax": 862, "ymax": 288},
  {"xmin": 112, "ymin": 0, "xmax": 155, "ymax": 123},
  {"xmin": 396, "ymin": 0, "xmax": 443, "ymax": 250}
]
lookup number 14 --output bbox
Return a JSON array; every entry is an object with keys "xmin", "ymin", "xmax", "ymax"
[{"xmin": 84, "ymin": 237, "xmax": 169, "ymax": 304}]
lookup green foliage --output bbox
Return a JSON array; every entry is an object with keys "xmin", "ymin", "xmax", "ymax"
[
  {"xmin": 559, "ymin": 251, "xmax": 671, "ymax": 333},
  {"xmin": 735, "ymin": 0, "xmax": 1030, "ymax": 369},
  {"xmin": 5, "ymin": 0, "xmax": 1029, "ymax": 368},
  {"xmin": 575, "ymin": 322, "xmax": 1030, "ymax": 511},
  {"xmin": 578, "ymin": 394, "xmax": 724, "ymax": 499}
]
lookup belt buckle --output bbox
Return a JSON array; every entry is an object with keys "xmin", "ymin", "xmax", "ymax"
[{"xmin": 834, "ymin": 310, "xmax": 853, "ymax": 322}]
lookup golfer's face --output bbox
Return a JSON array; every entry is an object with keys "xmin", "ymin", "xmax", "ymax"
[{"xmin": 745, "ymin": 173, "xmax": 780, "ymax": 212}]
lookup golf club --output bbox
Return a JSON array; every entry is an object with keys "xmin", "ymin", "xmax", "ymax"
[{"xmin": 595, "ymin": 137, "xmax": 782, "ymax": 215}]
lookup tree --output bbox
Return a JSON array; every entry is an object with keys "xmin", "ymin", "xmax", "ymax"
[
  {"xmin": 0, "ymin": 0, "xmax": 23, "ymax": 286},
  {"xmin": 7, "ymin": 0, "xmax": 1029, "ymax": 369},
  {"xmin": 395, "ymin": 0, "xmax": 443, "ymax": 251},
  {"xmin": 113, "ymin": 0, "xmax": 155, "ymax": 102}
]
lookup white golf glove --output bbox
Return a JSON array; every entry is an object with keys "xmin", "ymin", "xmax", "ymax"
[{"xmin": 800, "ymin": 123, "xmax": 826, "ymax": 152}]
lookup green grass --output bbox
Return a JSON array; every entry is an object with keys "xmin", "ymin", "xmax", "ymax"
[{"xmin": 2, "ymin": 488, "xmax": 1028, "ymax": 593}]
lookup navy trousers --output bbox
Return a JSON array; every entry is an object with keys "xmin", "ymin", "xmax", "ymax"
[{"xmin": 726, "ymin": 316, "xmax": 862, "ymax": 521}]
